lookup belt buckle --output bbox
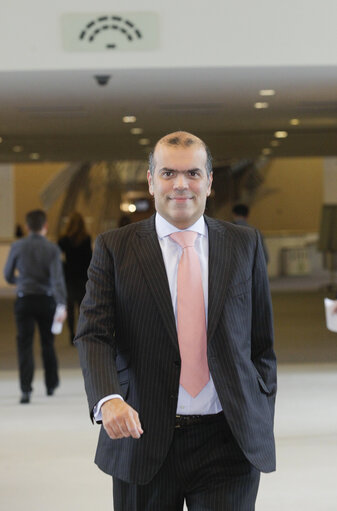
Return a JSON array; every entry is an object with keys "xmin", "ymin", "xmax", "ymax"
[{"xmin": 175, "ymin": 414, "xmax": 195, "ymax": 428}]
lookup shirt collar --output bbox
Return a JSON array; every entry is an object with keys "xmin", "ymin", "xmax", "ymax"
[{"xmin": 155, "ymin": 213, "xmax": 207, "ymax": 240}]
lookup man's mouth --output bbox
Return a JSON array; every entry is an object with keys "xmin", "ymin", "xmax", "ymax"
[{"xmin": 169, "ymin": 196, "xmax": 192, "ymax": 201}]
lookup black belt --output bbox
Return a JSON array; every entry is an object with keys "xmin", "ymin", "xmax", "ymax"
[{"xmin": 175, "ymin": 412, "xmax": 223, "ymax": 428}]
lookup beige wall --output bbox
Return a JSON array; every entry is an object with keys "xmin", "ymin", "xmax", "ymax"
[
  {"xmin": 14, "ymin": 162, "xmax": 66, "ymax": 238},
  {"xmin": 13, "ymin": 157, "xmax": 324, "ymax": 238},
  {"xmin": 249, "ymin": 157, "xmax": 324, "ymax": 234},
  {"xmin": 13, "ymin": 162, "xmax": 122, "ymax": 239}
]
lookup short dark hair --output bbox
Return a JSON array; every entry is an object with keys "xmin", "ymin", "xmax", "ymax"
[
  {"xmin": 25, "ymin": 209, "xmax": 47, "ymax": 232},
  {"xmin": 232, "ymin": 204, "xmax": 249, "ymax": 217},
  {"xmin": 148, "ymin": 131, "xmax": 213, "ymax": 177}
]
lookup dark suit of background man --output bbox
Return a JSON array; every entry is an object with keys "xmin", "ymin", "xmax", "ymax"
[
  {"xmin": 4, "ymin": 209, "xmax": 67, "ymax": 404},
  {"xmin": 75, "ymin": 132, "xmax": 277, "ymax": 510},
  {"xmin": 232, "ymin": 203, "xmax": 269, "ymax": 265}
]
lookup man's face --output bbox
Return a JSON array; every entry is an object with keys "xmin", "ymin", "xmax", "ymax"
[{"xmin": 147, "ymin": 144, "xmax": 213, "ymax": 229}]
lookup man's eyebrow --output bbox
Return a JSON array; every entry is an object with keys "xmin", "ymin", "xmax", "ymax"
[{"xmin": 159, "ymin": 167, "xmax": 202, "ymax": 173}]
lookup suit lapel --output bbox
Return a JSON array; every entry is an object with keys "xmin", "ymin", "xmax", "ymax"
[
  {"xmin": 132, "ymin": 215, "xmax": 232, "ymax": 350},
  {"xmin": 133, "ymin": 216, "xmax": 179, "ymax": 351},
  {"xmin": 205, "ymin": 216, "xmax": 234, "ymax": 344}
]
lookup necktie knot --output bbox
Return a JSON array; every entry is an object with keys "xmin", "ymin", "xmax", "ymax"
[{"xmin": 170, "ymin": 231, "xmax": 197, "ymax": 249}]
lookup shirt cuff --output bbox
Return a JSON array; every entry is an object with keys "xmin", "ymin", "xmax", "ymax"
[{"xmin": 93, "ymin": 394, "xmax": 124, "ymax": 422}]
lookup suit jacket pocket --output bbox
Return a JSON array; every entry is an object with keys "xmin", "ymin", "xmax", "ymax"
[
  {"xmin": 118, "ymin": 369, "xmax": 129, "ymax": 399},
  {"xmin": 116, "ymin": 350, "xmax": 130, "ymax": 400},
  {"xmin": 257, "ymin": 375, "xmax": 271, "ymax": 395},
  {"xmin": 228, "ymin": 276, "xmax": 252, "ymax": 298}
]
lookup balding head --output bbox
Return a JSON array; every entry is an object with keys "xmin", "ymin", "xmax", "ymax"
[
  {"xmin": 149, "ymin": 131, "xmax": 213, "ymax": 177},
  {"xmin": 147, "ymin": 131, "xmax": 213, "ymax": 229}
]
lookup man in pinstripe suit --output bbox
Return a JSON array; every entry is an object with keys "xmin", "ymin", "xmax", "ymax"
[{"xmin": 75, "ymin": 131, "xmax": 276, "ymax": 510}]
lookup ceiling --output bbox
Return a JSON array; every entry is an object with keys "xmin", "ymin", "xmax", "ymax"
[{"xmin": 0, "ymin": 65, "xmax": 336, "ymax": 164}]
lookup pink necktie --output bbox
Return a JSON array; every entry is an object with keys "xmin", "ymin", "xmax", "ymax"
[{"xmin": 170, "ymin": 231, "xmax": 209, "ymax": 397}]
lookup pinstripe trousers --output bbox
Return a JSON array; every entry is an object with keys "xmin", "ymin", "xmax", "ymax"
[{"xmin": 113, "ymin": 413, "xmax": 260, "ymax": 511}]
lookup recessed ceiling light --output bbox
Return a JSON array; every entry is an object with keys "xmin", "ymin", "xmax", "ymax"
[
  {"xmin": 259, "ymin": 89, "xmax": 275, "ymax": 96},
  {"xmin": 254, "ymin": 102, "xmax": 269, "ymax": 109},
  {"xmin": 274, "ymin": 131, "xmax": 288, "ymax": 139},
  {"xmin": 270, "ymin": 140, "xmax": 280, "ymax": 147},
  {"xmin": 138, "ymin": 138, "xmax": 150, "ymax": 146},
  {"xmin": 262, "ymin": 148, "xmax": 272, "ymax": 155},
  {"xmin": 128, "ymin": 204, "xmax": 137, "ymax": 213},
  {"xmin": 290, "ymin": 118, "xmax": 300, "ymax": 126},
  {"xmin": 130, "ymin": 127, "xmax": 144, "ymax": 135},
  {"xmin": 123, "ymin": 115, "xmax": 137, "ymax": 123},
  {"xmin": 29, "ymin": 152, "xmax": 40, "ymax": 160},
  {"xmin": 13, "ymin": 145, "xmax": 24, "ymax": 153}
]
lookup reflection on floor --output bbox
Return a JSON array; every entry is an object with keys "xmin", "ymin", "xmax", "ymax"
[{"xmin": 0, "ymin": 290, "xmax": 336, "ymax": 510}]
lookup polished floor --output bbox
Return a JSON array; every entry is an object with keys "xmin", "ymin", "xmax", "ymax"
[{"xmin": 1, "ymin": 289, "xmax": 337, "ymax": 510}]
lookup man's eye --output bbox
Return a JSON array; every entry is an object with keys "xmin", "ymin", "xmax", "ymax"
[
  {"xmin": 163, "ymin": 171, "xmax": 173, "ymax": 177},
  {"xmin": 189, "ymin": 171, "xmax": 198, "ymax": 177}
]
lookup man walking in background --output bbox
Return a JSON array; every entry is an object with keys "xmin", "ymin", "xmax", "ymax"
[
  {"xmin": 76, "ymin": 132, "xmax": 276, "ymax": 510},
  {"xmin": 4, "ymin": 209, "xmax": 67, "ymax": 404},
  {"xmin": 232, "ymin": 203, "xmax": 269, "ymax": 264}
]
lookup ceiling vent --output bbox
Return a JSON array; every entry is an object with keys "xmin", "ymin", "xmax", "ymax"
[{"xmin": 62, "ymin": 12, "xmax": 159, "ymax": 51}]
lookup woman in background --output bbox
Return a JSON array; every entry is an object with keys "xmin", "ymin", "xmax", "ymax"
[{"xmin": 58, "ymin": 212, "xmax": 92, "ymax": 344}]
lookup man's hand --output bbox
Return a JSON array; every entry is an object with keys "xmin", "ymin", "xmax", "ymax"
[
  {"xmin": 333, "ymin": 301, "xmax": 337, "ymax": 314},
  {"xmin": 55, "ymin": 305, "xmax": 67, "ymax": 323},
  {"xmin": 101, "ymin": 398, "xmax": 143, "ymax": 440}
]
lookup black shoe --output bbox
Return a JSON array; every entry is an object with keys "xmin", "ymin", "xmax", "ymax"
[
  {"xmin": 20, "ymin": 392, "xmax": 31, "ymax": 404},
  {"xmin": 47, "ymin": 383, "xmax": 59, "ymax": 396}
]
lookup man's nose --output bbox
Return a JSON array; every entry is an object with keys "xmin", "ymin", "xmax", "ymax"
[{"xmin": 173, "ymin": 174, "xmax": 188, "ymax": 189}]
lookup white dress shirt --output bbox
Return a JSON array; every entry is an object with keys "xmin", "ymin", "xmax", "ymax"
[{"xmin": 94, "ymin": 213, "xmax": 222, "ymax": 420}]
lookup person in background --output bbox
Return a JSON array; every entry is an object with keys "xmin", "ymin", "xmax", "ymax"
[
  {"xmin": 58, "ymin": 212, "xmax": 92, "ymax": 344},
  {"xmin": 15, "ymin": 224, "xmax": 24, "ymax": 238},
  {"xmin": 4, "ymin": 209, "xmax": 67, "ymax": 404},
  {"xmin": 232, "ymin": 203, "xmax": 269, "ymax": 264},
  {"xmin": 75, "ymin": 131, "xmax": 276, "ymax": 510}
]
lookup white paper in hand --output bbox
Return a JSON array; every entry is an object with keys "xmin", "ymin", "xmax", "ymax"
[
  {"xmin": 324, "ymin": 298, "xmax": 337, "ymax": 333},
  {"xmin": 51, "ymin": 304, "xmax": 66, "ymax": 335}
]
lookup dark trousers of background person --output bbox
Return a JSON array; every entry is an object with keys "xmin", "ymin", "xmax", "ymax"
[
  {"xmin": 14, "ymin": 295, "xmax": 58, "ymax": 393},
  {"xmin": 66, "ymin": 278, "xmax": 86, "ymax": 342},
  {"xmin": 113, "ymin": 413, "xmax": 260, "ymax": 511}
]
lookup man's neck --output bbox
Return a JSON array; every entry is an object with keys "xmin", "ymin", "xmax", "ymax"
[
  {"xmin": 29, "ymin": 230, "xmax": 46, "ymax": 237},
  {"xmin": 156, "ymin": 212, "xmax": 204, "ymax": 231},
  {"xmin": 155, "ymin": 213, "xmax": 206, "ymax": 238}
]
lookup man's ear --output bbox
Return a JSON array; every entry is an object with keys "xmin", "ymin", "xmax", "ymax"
[
  {"xmin": 41, "ymin": 222, "xmax": 48, "ymax": 235},
  {"xmin": 207, "ymin": 172, "xmax": 213, "ymax": 196},
  {"xmin": 147, "ymin": 170, "xmax": 154, "ymax": 196}
]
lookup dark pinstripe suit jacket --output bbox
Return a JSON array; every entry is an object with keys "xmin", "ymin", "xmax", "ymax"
[{"xmin": 75, "ymin": 214, "xmax": 276, "ymax": 484}]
